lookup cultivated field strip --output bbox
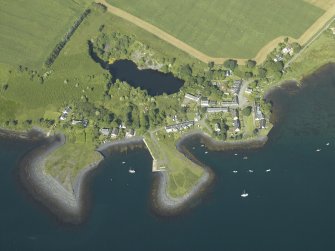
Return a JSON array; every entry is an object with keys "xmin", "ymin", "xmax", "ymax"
[{"xmin": 100, "ymin": 0, "xmax": 335, "ymax": 64}]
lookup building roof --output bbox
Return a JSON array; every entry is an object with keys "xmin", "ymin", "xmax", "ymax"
[
  {"xmin": 99, "ymin": 128, "xmax": 110, "ymax": 136},
  {"xmin": 185, "ymin": 93, "xmax": 200, "ymax": 102},
  {"xmin": 207, "ymin": 107, "xmax": 228, "ymax": 113}
]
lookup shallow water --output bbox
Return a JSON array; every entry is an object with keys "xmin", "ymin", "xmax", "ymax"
[{"xmin": 0, "ymin": 64, "xmax": 334, "ymax": 251}]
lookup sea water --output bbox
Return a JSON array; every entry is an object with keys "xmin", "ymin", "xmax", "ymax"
[{"xmin": 0, "ymin": 64, "xmax": 334, "ymax": 251}]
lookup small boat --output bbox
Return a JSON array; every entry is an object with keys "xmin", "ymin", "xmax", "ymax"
[
  {"xmin": 205, "ymin": 151, "xmax": 208, "ymax": 154},
  {"xmin": 241, "ymin": 190, "xmax": 249, "ymax": 198},
  {"xmin": 201, "ymin": 144, "xmax": 205, "ymax": 147},
  {"xmin": 248, "ymin": 169, "xmax": 254, "ymax": 173},
  {"xmin": 243, "ymin": 156, "xmax": 248, "ymax": 160},
  {"xmin": 234, "ymin": 153, "xmax": 238, "ymax": 156},
  {"xmin": 326, "ymin": 142, "xmax": 330, "ymax": 146},
  {"xmin": 128, "ymin": 169, "xmax": 135, "ymax": 174},
  {"xmin": 316, "ymin": 148, "xmax": 321, "ymax": 152},
  {"xmin": 122, "ymin": 161, "xmax": 126, "ymax": 164},
  {"xmin": 265, "ymin": 169, "xmax": 271, "ymax": 172},
  {"xmin": 233, "ymin": 170, "xmax": 238, "ymax": 173}
]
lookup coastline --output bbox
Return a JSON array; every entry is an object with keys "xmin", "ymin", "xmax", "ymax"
[
  {"xmin": 97, "ymin": 136, "xmax": 145, "ymax": 156},
  {"xmin": 18, "ymin": 133, "xmax": 104, "ymax": 224},
  {"xmin": 150, "ymin": 131, "xmax": 268, "ymax": 215},
  {"xmin": 151, "ymin": 167, "xmax": 214, "ymax": 216}
]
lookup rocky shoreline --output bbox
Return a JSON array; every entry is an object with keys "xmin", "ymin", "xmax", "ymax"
[
  {"xmin": 151, "ymin": 167, "xmax": 214, "ymax": 216},
  {"xmin": 151, "ymin": 132, "xmax": 268, "ymax": 215},
  {"xmin": 2, "ymin": 128, "xmax": 269, "ymax": 222},
  {"xmin": 18, "ymin": 134, "xmax": 104, "ymax": 224}
]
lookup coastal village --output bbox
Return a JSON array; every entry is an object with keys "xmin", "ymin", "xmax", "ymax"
[{"xmin": 57, "ymin": 77, "xmax": 268, "ymax": 145}]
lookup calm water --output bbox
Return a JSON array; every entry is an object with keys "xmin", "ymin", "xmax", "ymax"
[
  {"xmin": 109, "ymin": 60, "xmax": 184, "ymax": 96},
  {"xmin": 0, "ymin": 64, "xmax": 335, "ymax": 251},
  {"xmin": 88, "ymin": 42, "xmax": 184, "ymax": 96}
]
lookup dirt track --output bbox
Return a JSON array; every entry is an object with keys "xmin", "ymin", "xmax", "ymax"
[{"xmin": 99, "ymin": 0, "xmax": 335, "ymax": 64}]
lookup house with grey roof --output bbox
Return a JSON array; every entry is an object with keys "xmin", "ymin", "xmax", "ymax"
[
  {"xmin": 185, "ymin": 93, "xmax": 200, "ymax": 102},
  {"xmin": 207, "ymin": 107, "xmax": 228, "ymax": 113},
  {"xmin": 99, "ymin": 128, "xmax": 110, "ymax": 136}
]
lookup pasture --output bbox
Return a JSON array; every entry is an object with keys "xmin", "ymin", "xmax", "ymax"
[
  {"xmin": 0, "ymin": 0, "xmax": 90, "ymax": 68},
  {"xmin": 108, "ymin": 0, "xmax": 326, "ymax": 59}
]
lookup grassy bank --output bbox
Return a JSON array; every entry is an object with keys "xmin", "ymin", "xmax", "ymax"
[
  {"xmin": 45, "ymin": 141, "xmax": 103, "ymax": 192},
  {"xmin": 145, "ymin": 132, "xmax": 204, "ymax": 198},
  {"xmin": 284, "ymin": 23, "xmax": 335, "ymax": 81}
]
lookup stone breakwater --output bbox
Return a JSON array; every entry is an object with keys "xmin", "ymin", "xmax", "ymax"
[{"xmin": 18, "ymin": 134, "xmax": 103, "ymax": 224}]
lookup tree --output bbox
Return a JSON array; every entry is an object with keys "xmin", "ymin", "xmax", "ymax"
[
  {"xmin": 244, "ymin": 72, "xmax": 253, "ymax": 79},
  {"xmin": 208, "ymin": 61, "xmax": 214, "ymax": 69},
  {"xmin": 242, "ymin": 106, "xmax": 252, "ymax": 116},
  {"xmin": 246, "ymin": 60, "xmax": 256, "ymax": 68},
  {"xmin": 140, "ymin": 112, "xmax": 149, "ymax": 130},
  {"xmin": 223, "ymin": 59, "xmax": 238, "ymax": 70},
  {"xmin": 258, "ymin": 68, "xmax": 267, "ymax": 78},
  {"xmin": 179, "ymin": 64, "xmax": 193, "ymax": 79}
]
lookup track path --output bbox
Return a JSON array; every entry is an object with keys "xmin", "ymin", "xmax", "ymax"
[{"xmin": 98, "ymin": 0, "xmax": 335, "ymax": 64}]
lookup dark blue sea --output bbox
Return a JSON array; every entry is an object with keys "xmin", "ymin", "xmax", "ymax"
[{"xmin": 0, "ymin": 64, "xmax": 334, "ymax": 251}]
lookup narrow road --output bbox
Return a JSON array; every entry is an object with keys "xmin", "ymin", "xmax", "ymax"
[
  {"xmin": 238, "ymin": 80, "xmax": 251, "ymax": 108},
  {"xmin": 98, "ymin": 0, "xmax": 335, "ymax": 65}
]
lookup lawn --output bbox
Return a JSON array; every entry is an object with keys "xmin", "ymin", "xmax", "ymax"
[
  {"xmin": 108, "ymin": 0, "xmax": 325, "ymax": 58},
  {"xmin": 0, "ymin": 0, "xmax": 91, "ymax": 68}
]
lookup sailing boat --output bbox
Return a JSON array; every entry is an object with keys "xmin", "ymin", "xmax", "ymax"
[
  {"xmin": 241, "ymin": 190, "xmax": 249, "ymax": 198},
  {"xmin": 128, "ymin": 168, "xmax": 135, "ymax": 174}
]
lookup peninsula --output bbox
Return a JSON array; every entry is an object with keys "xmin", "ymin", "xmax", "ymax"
[{"xmin": 0, "ymin": 0, "xmax": 334, "ymax": 222}]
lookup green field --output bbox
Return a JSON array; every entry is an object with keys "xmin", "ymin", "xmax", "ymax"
[
  {"xmin": 0, "ymin": 0, "xmax": 91, "ymax": 68},
  {"xmin": 109, "ymin": 0, "xmax": 324, "ymax": 58}
]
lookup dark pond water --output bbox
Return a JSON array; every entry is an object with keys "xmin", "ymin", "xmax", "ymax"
[
  {"xmin": 88, "ymin": 42, "xmax": 184, "ymax": 96},
  {"xmin": 0, "ymin": 64, "xmax": 335, "ymax": 251}
]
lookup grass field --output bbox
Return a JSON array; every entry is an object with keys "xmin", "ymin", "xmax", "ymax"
[
  {"xmin": 108, "ymin": 0, "xmax": 325, "ymax": 59},
  {"xmin": 0, "ymin": 0, "xmax": 91, "ymax": 68}
]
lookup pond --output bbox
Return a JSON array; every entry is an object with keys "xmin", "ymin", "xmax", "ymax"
[{"xmin": 88, "ymin": 42, "xmax": 184, "ymax": 96}]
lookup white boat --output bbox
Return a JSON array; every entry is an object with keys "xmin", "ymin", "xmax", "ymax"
[
  {"xmin": 122, "ymin": 161, "xmax": 126, "ymax": 164},
  {"xmin": 234, "ymin": 153, "xmax": 238, "ymax": 156},
  {"xmin": 326, "ymin": 142, "xmax": 330, "ymax": 146},
  {"xmin": 241, "ymin": 190, "xmax": 249, "ymax": 198},
  {"xmin": 233, "ymin": 170, "xmax": 238, "ymax": 173},
  {"xmin": 201, "ymin": 144, "xmax": 205, "ymax": 147},
  {"xmin": 248, "ymin": 169, "xmax": 254, "ymax": 173},
  {"xmin": 265, "ymin": 169, "xmax": 271, "ymax": 172},
  {"xmin": 243, "ymin": 156, "xmax": 248, "ymax": 160},
  {"xmin": 316, "ymin": 148, "xmax": 321, "ymax": 152},
  {"xmin": 205, "ymin": 151, "xmax": 208, "ymax": 154},
  {"xmin": 128, "ymin": 169, "xmax": 135, "ymax": 174}
]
